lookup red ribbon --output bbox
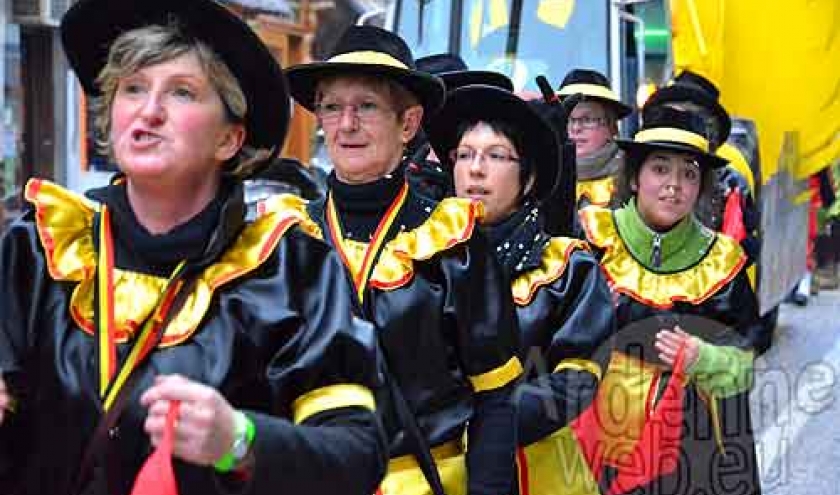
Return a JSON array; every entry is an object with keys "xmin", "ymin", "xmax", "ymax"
[{"xmin": 130, "ymin": 401, "xmax": 181, "ymax": 495}]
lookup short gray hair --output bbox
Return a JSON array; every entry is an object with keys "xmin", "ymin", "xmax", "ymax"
[
  {"xmin": 90, "ymin": 23, "xmax": 268, "ymax": 177},
  {"xmin": 314, "ymin": 74, "xmax": 421, "ymax": 118}
]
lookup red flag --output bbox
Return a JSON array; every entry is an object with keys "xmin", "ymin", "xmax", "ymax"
[
  {"xmin": 721, "ymin": 187, "xmax": 746, "ymax": 242},
  {"xmin": 570, "ymin": 392, "xmax": 607, "ymax": 484},
  {"xmin": 606, "ymin": 346, "xmax": 688, "ymax": 495},
  {"xmin": 131, "ymin": 401, "xmax": 180, "ymax": 495}
]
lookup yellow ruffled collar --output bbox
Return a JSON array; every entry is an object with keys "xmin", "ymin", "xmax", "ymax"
[
  {"xmin": 25, "ymin": 179, "xmax": 305, "ymax": 346},
  {"xmin": 260, "ymin": 194, "xmax": 483, "ymax": 291},
  {"xmin": 511, "ymin": 237, "xmax": 589, "ymax": 305},
  {"xmin": 580, "ymin": 206, "xmax": 746, "ymax": 308},
  {"xmin": 576, "ymin": 176, "xmax": 616, "ymax": 207}
]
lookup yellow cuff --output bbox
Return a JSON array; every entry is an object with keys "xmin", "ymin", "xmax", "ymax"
[
  {"xmin": 292, "ymin": 383, "xmax": 376, "ymax": 424},
  {"xmin": 553, "ymin": 358, "xmax": 603, "ymax": 382},
  {"xmin": 469, "ymin": 356, "xmax": 523, "ymax": 392}
]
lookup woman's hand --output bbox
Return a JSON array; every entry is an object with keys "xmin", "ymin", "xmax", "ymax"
[
  {"xmin": 0, "ymin": 376, "xmax": 14, "ymax": 425},
  {"xmin": 140, "ymin": 374, "xmax": 237, "ymax": 467},
  {"xmin": 655, "ymin": 326, "xmax": 701, "ymax": 370}
]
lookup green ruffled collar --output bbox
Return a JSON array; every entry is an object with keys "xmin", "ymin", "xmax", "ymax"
[{"xmin": 614, "ymin": 199, "xmax": 715, "ymax": 272}]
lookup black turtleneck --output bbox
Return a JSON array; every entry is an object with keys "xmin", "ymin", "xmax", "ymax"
[
  {"xmin": 483, "ymin": 201, "xmax": 546, "ymax": 276},
  {"xmin": 86, "ymin": 179, "xmax": 242, "ymax": 277},
  {"xmin": 327, "ymin": 163, "xmax": 407, "ymax": 241}
]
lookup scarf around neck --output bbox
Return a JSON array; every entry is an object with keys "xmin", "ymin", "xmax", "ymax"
[{"xmin": 577, "ymin": 141, "xmax": 622, "ymax": 181}]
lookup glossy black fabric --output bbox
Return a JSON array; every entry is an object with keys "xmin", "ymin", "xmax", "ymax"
[
  {"xmin": 0, "ymin": 182, "xmax": 386, "ymax": 495},
  {"xmin": 308, "ymin": 166, "xmax": 521, "ymax": 495},
  {"xmin": 487, "ymin": 212, "xmax": 616, "ymax": 446},
  {"xmin": 591, "ymin": 243, "xmax": 763, "ymax": 495}
]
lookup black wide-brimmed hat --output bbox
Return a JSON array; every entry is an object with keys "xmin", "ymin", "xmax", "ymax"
[
  {"xmin": 425, "ymin": 85, "xmax": 560, "ymax": 203},
  {"xmin": 285, "ymin": 26, "xmax": 445, "ymax": 116},
  {"xmin": 60, "ymin": 0, "xmax": 290, "ymax": 158},
  {"xmin": 556, "ymin": 68, "xmax": 633, "ymax": 118},
  {"xmin": 616, "ymin": 106, "xmax": 728, "ymax": 169},
  {"xmin": 643, "ymin": 70, "xmax": 731, "ymax": 148},
  {"xmin": 416, "ymin": 53, "xmax": 513, "ymax": 92}
]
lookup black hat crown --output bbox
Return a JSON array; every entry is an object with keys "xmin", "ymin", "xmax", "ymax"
[
  {"xmin": 616, "ymin": 105, "xmax": 728, "ymax": 169},
  {"xmin": 416, "ymin": 53, "xmax": 469, "ymax": 75},
  {"xmin": 673, "ymin": 70, "xmax": 721, "ymax": 100},
  {"xmin": 331, "ymin": 25, "xmax": 419, "ymax": 69},
  {"xmin": 559, "ymin": 68, "xmax": 611, "ymax": 89},
  {"xmin": 556, "ymin": 68, "xmax": 632, "ymax": 118},
  {"xmin": 416, "ymin": 53, "xmax": 513, "ymax": 92},
  {"xmin": 285, "ymin": 25, "xmax": 444, "ymax": 114},
  {"xmin": 640, "ymin": 106, "xmax": 709, "ymax": 138},
  {"xmin": 644, "ymin": 69, "xmax": 731, "ymax": 148}
]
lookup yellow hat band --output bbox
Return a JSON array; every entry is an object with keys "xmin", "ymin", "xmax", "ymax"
[
  {"xmin": 558, "ymin": 83, "xmax": 622, "ymax": 102},
  {"xmin": 327, "ymin": 51, "xmax": 410, "ymax": 70},
  {"xmin": 635, "ymin": 128, "xmax": 709, "ymax": 152}
]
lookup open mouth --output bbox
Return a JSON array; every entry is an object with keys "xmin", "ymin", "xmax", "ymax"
[
  {"xmin": 131, "ymin": 128, "xmax": 161, "ymax": 144},
  {"xmin": 465, "ymin": 185, "xmax": 490, "ymax": 197}
]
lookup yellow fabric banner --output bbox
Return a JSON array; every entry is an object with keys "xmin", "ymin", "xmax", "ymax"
[{"xmin": 671, "ymin": 0, "xmax": 840, "ymax": 181}]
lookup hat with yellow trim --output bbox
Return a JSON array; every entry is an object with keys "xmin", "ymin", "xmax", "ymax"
[
  {"xmin": 616, "ymin": 106, "xmax": 728, "ymax": 169},
  {"xmin": 643, "ymin": 70, "xmax": 731, "ymax": 148},
  {"xmin": 60, "ymin": 0, "xmax": 290, "ymax": 159},
  {"xmin": 285, "ymin": 25, "xmax": 445, "ymax": 116},
  {"xmin": 416, "ymin": 53, "xmax": 514, "ymax": 92},
  {"xmin": 556, "ymin": 69, "xmax": 632, "ymax": 118}
]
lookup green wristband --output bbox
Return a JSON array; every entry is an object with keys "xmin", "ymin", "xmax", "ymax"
[{"xmin": 214, "ymin": 411, "xmax": 256, "ymax": 473}]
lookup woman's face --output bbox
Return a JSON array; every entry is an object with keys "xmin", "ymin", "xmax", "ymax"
[
  {"xmin": 316, "ymin": 77, "xmax": 422, "ymax": 184},
  {"xmin": 568, "ymin": 100, "xmax": 615, "ymax": 158},
  {"xmin": 453, "ymin": 122, "xmax": 524, "ymax": 225},
  {"xmin": 110, "ymin": 52, "xmax": 244, "ymax": 188},
  {"xmin": 634, "ymin": 150, "xmax": 702, "ymax": 231}
]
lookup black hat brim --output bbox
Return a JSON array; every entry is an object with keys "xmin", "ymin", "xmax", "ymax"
[
  {"xmin": 557, "ymin": 83, "xmax": 633, "ymax": 119},
  {"xmin": 425, "ymin": 85, "xmax": 560, "ymax": 203},
  {"xmin": 439, "ymin": 70, "xmax": 514, "ymax": 92},
  {"xmin": 616, "ymin": 139, "xmax": 729, "ymax": 169},
  {"xmin": 285, "ymin": 62, "xmax": 445, "ymax": 116},
  {"xmin": 644, "ymin": 85, "xmax": 731, "ymax": 147},
  {"xmin": 578, "ymin": 95, "xmax": 634, "ymax": 119},
  {"xmin": 60, "ymin": 0, "xmax": 289, "ymax": 157}
]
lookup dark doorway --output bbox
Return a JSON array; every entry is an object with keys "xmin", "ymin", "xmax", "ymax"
[{"xmin": 20, "ymin": 26, "xmax": 55, "ymax": 183}]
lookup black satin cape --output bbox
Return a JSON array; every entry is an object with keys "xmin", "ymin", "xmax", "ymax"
[
  {"xmin": 265, "ymin": 165, "xmax": 523, "ymax": 495},
  {"xmin": 0, "ymin": 179, "xmax": 386, "ymax": 495}
]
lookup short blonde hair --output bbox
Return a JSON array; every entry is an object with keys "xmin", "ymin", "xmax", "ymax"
[{"xmin": 91, "ymin": 23, "xmax": 268, "ymax": 177}]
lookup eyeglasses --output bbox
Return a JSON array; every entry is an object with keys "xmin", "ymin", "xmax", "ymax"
[
  {"xmin": 314, "ymin": 100, "xmax": 391, "ymax": 125},
  {"xmin": 568, "ymin": 116, "xmax": 608, "ymax": 130},
  {"xmin": 449, "ymin": 146, "xmax": 520, "ymax": 167}
]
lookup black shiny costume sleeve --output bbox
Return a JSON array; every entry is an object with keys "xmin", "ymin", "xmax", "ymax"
[
  {"xmin": 226, "ymin": 408, "xmax": 385, "ymax": 495},
  {"xmin": 442, "ymin": 231, "xmax": 520, "ymax": 495},
  {"xmin": 0, "ymin": 208, "xmax": 386, "ymax": 495},
  {"xmin": 443, "ymin": 231, "xmax": 521, "ymax": 380},
  {"xmin": 515, "ymin": 248, "xmax": 616, "ymax": 446}
]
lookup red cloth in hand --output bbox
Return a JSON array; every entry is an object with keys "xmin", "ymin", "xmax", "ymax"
[{"xmin": 131, "ymin": 401, "xmax": 180, "ymax": 495}]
